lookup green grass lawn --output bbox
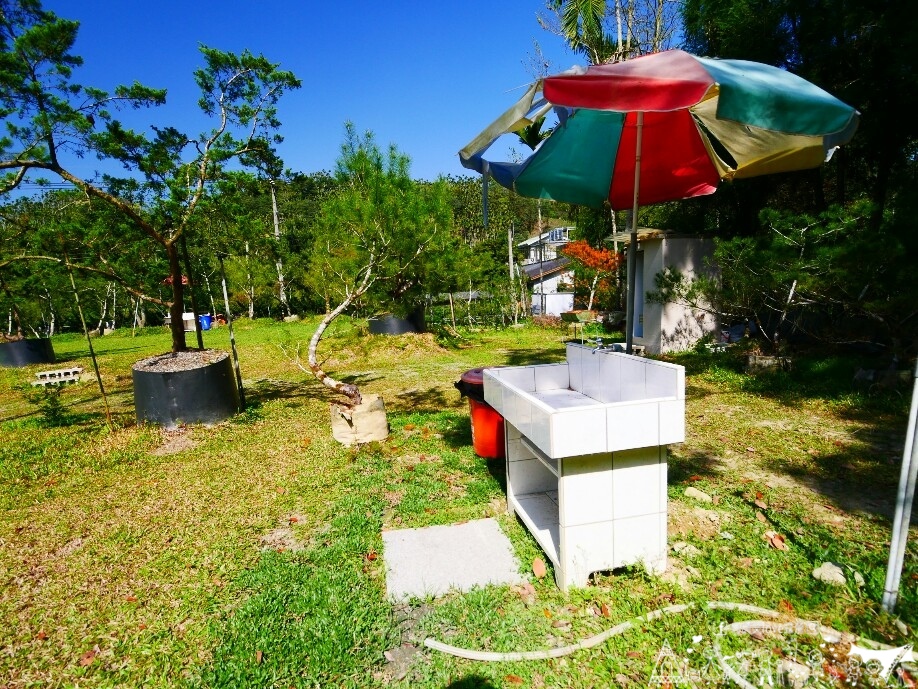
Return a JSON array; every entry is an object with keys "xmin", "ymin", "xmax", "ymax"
[{"xmin": 0, "ymin": 318, "xmax": 915, "ymax": 687}]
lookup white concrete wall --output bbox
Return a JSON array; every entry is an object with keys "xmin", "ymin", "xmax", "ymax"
[
  {"xmin": 531, "ymin": 271, "xmax": 575, "ymax": 316},
  {"xmin": 635, "ymin": 237, "xmax": 718, "ymax": 354},
  {"xmin": 531, "ymin": 292, "xmax": 574, "ymax": 316}
]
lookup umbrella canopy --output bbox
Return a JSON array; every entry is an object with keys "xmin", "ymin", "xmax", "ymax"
[{"xmin": 460, "ymin": 50, "xmax": 859, "ymax": 210}]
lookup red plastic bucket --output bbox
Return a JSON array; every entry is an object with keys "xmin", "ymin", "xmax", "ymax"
[
  {"xmin": 459, "ymin": 368, "xmax": 505, "ymax": 459},
  {"xmin": 469, "ymin": 398, "xmax": 505, "ymax": 459}
]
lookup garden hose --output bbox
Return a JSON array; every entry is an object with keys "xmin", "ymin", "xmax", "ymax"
[{"xmin": 423, "ymin": 600, "xmax": 917, "ymax": 668}]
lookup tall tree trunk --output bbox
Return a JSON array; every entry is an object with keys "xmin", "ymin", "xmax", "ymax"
[
  {"xmin": 245, "ymin": 241, "xmax": 255, "ymax": 319},
  {"xmin": 218, "ymin": 254, "xmax": 245, "ymax": 409},
  {"xmin": 181, "ymin": 233, "xmax": 204, "ymax": 349},
  {"xmin": 625, "ymin": 0, "xmax": 634, "ymax": 55},
  {"xmin": 587, "ymin": 274, "xmax": 599, "ymax": 311},
  {"xmin": 203, "ymin": 271, "xmax": 218, "ymax": 317},
  {"xmin": 97, "ymin": 285, "xmax": 109, "ymax": 332},
  {"xmin": 270, "ymin": 180, "xmax": 289, "ymax": 316},
  {"xmin": 653, "ymin": 0, "xmax": 664, "ymax": 51},
  {"xmin": 166, "ymin": 241, "xmax": 188, "ymax": 353}
]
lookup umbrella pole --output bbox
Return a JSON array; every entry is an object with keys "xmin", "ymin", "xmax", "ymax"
[
  {"xmin": 881, "ymin": 358, "xmax": 918, "ymax": 612},
  {"xmin": 625, "ymin": 112, "xmax": 644, "ymax": 355}
]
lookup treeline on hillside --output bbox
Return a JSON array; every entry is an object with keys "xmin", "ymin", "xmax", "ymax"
[{"xmin": 0, "ymin": 173, "xmax": 550, "ymax": 335}]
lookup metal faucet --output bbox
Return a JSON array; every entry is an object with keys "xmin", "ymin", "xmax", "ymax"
[{"xmin": 592, "ymin": 337, "xmax": 623, "ymax": 354}]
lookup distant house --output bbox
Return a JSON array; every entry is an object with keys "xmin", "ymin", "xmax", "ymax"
[
  {"xmin": 517, "ymin": 227, "xmax": 575, "ymax": 316},
  {"xmin": 517, "ymin": 226, "xmax": 572, "ymax": 265},
  {"xmin": 611, "ymin": 228, "xmax": 718, "ymax": 354}
]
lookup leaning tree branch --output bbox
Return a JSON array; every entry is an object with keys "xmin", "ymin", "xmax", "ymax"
[
  {"xmin": 0, "ymin": 165, "xmax": 29, "ymax": 195},
  {"xmin": 0, "ymin": 159, "xmax": 168, "ymax": 246},
  {"xmin": 306, "ymin": 252, "xmax": 377, "ymax": 406}
]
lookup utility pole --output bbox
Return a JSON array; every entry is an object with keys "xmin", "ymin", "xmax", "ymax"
[{"xmin": 538, "ymin": 202, "xmax": 545, "ymax": 316}]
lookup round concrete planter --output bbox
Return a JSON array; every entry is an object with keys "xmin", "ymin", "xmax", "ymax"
[
  {"xmin": 132, "ymin": 350, "xmax": 240, "ymax": 428},
  {"xmin": 368, "ymin": 310, "xmax": 424, "ymax": 335},
  {"xmin": 0, "ymin": 338, "xmax": 56, "ymax": 367}
]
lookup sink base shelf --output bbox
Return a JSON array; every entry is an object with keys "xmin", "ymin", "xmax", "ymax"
[
  {"xmin": 506, "ymin": 422, "xmax": 668, "ymax": 592},
  {"xmin": 509, "ymin": 492, "xmax": 561, "ymax": 574}
]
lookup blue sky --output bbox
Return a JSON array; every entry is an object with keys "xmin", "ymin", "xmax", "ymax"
[{"xmin": 40, "ymin": 1, "xmax": 582, "ymax": 182}]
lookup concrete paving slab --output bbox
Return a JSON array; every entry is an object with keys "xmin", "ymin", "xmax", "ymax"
[{"xmin": 382, "ymin": 518, "xmax": 526, "ymax": 602}]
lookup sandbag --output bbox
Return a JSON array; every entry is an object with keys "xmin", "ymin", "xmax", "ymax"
[{"xmin": 330, "ymin": 394, "xmax": 389, "ymax": 446}]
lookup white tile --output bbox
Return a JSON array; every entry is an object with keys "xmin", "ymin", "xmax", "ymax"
[
  {"xmin": 483, "ymin": 375, "xmax": 502, "ymax": 411},
  {"xmin": 659, "ymin": 399, "xmax": 686, "ymax": 444},
  {"xmin": 645, "ymin": 363, "xmax": 676, "ymax": 398},
  {"xmin": 506, "ymin": 422, "xmax": 521, "ymax": 441},
  {"xmin": 619, "ymin": 357, "xmax": 647, "ymax": 401},
  {"xmin": 613, "ymin": 513, "xmax": 666, "ymax": 569},
  {"xmin": 612, "ymin": 447, "xmax": 663, "ymax": 518},
  {"xmin": 598, "ymin": 354, "xmax": 622, "ymax": 403},
  {"xmin": 558, "ymin": 454, "xmax": 615, "ymax": 526},
  {"xmin": 550, "ymin": 407, "xmax": 607, "ymax": 457},
  {"xmin": 658, "ymin": 448, "xmax": 668, "ymax": 508},
  {"xmin": 534, "ymin": 363, "xmax": 569, "ymax": 392},
  {"xmin": 507, "ymin": 457, "xmax": 557, "ymax": 495},
  {"xmin": 532, "ymin": 389, "xmax": 598, "ymax": 410},
  {"xmin": 529, "ymin": 404, "xmax": 552, "ymax": 456},
  {"xmin": 581, "ymin": 350, "xmax": 602, "ymax": 401},
  {"xmin": 500, "ymin": 366, "xmax": 536, "ymax": 392},
  {"xmin": 562, "ymin": 521, "xmax": 616, "ymax": 580},
  {"xmin": 606, "ymin": 401, "xmax": 660, "ymax": 452},
  {"xmin": 509, "ymin": 393, "xmax": 532, "ymax": 440},
  {"xmin": 506, "ymin": 434, "xmax": 535, "ymax": 462},
  {"xmin": 513, "ymin": 493, "xmax": 561, "ymax": 565},
  {"xmin": 566, "ymin": 345, "xmax": 583, "ymax": 394}
]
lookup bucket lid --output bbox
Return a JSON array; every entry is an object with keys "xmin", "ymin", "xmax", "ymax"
[{"xmin": 460, "ymin": 367, "xmax": 486, "ymax": 386}]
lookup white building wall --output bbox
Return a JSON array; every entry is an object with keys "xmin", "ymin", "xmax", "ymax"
[
  {"xmin": 634, "ymin": 237, "xmax": 718, "ymax": 354},
  {"xmin": 531, "ymin": 272, "xmax": 575, "ymax": 316}
]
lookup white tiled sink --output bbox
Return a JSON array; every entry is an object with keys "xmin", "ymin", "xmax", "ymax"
[
  {"xmin": 483, "ymin": 343, "xmax": 685, "ymax": 458},
  {"xmin": 485, "ymin": 343, "xmax": 685, "ymax": 591}
]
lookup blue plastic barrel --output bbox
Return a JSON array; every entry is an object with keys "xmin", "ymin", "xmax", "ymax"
[{"xmin": 199, "ymin": 314, "xmax": 212, "ymax": 331}]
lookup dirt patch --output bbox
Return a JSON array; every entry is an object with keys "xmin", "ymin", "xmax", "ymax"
[
  {"xmin": 151, "ymin": 428, "xmax": 198, "ymax": 456},
  {"xmin": 259, "ymin": 514, "xmax": 308, "ymax": 552},
  {"xmin": 669, "ymin": 501, "xmax": 727, "ymax": 541},
  {"xmin": 52, "ymin": 536, "xmax": 84, "ymax": 559}
]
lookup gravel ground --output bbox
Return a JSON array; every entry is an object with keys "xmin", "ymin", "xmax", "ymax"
[{"xmin": 132, "ymin": 349, "xmax": 229, "ymax": 373}]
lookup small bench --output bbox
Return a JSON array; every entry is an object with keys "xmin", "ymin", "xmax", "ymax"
[{"xmin": 32, "ymin": 367, "xmax": 84, "ymax": 387}]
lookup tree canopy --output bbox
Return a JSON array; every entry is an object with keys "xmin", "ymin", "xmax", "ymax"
[{"xmin": 0, "ymin": 0, "xmax": 300, "ymax": 351}]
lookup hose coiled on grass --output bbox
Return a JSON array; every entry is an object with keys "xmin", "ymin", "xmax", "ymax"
[{"xmin": 424, "ymin": 600, "xmax": 915, "ymax": 673}]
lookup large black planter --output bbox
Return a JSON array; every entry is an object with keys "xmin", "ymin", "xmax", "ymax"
[
  {"xmin": 368, "ymin": 310, "xmax": 424, "ymax": 335},
  {"xmin": 0, "ymin": 338, "xmax": 55, "ymax": 367},
  {"xmin": 132, "ymin": 351, "xmax": 240, "ymax": 428}
]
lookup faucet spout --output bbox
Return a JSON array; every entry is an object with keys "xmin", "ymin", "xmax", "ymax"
[{"xmin": 591, "ymin": 337, "xmax": 623, "ymax": 354}]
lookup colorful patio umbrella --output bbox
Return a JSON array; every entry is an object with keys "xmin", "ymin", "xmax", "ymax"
[
  {"xmin": 459, "ymin": 49, "xmax": 859, "ymax": 352},
  {"xmin": 460, "ymin": 49, "xmax": 859, "ymax": 211}
]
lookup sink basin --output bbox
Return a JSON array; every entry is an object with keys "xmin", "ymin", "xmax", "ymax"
[{"xmin": 483, "ymin": 343, "xmax": 685, "ymax": 458}]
